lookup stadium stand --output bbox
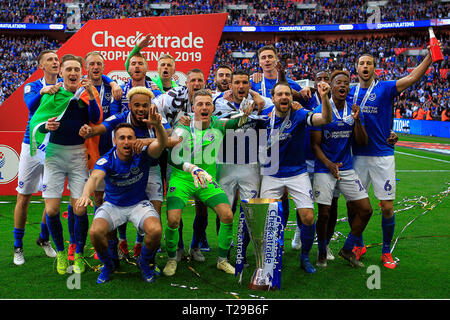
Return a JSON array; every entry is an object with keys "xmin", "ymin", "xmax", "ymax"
[
  {"xmin": 0, "ymin": 0, "xmax": 448, "ymax": 118},
  {"xmin": 0, "ymin": 0, "xmax": 448, "ymax": 25},
  {"xmin": 0, "ymin": 35, "xmax": 61, "ymax": 104}
]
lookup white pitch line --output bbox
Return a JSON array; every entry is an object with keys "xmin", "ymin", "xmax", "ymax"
[
  {"xmin": 395, "ymin": 150, "xmax": 450, "ymax": 163},
  {"xmin": 396, "ymin": 170, "xmax": 450, "ymax": 172}
]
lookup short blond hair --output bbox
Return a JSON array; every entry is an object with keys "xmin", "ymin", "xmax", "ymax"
[
  {"xmin": 126, "ymin": 86, "xmax": 155, "ymax": 101},
  {"xmin": 158, "ymin": 54, "xmax": 175, "ymax": 64},
  {"xmin": 84, "ymin": 51, "xmax": 104, "ymax": 65},
  {"xmin": 193, "ymin": 89, "xmax": 212, "ymax": 103}
]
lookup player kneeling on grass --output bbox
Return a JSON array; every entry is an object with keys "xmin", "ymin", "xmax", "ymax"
[
  {"xmin": 76, "ymin": 108, "xmax": 167, "ymax": 284},
  {"xmin": 310, "ymin": 70, "xmax": 373, "ymax": 268},
  {"xmin": 163, "ymin": 89, "xmax": 252, "ymax": 277}
]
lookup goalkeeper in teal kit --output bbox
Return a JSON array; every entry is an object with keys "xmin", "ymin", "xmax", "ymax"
[{"xmin": 163, "ymin": 89, "xmax": 252, "ymax": 277}]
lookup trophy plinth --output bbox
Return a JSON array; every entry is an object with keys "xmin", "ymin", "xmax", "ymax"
[{"xmin": 249, "ymin": 269, "xmax": 271, "ymax": 291}]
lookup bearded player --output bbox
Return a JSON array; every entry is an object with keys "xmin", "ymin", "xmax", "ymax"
[
  {"xmin": 348, "ymin": 45, "xmax": 440, "ymax": 269},
  {"xmin": 258, "ymin": 81, "xmax": 332, "ymax": 273}
]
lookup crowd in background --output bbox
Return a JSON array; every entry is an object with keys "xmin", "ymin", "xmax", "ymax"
[
  {"xmin": 0, "ymin": 0, "xmax": 448, "ymax": 26},
  {"xmin": 0, "ymin": 0, "xmax": 448, "ymax": 120},
  {"xmin": 208, "ymin": 35, "xmax": 449, "ymax": 120},
  {"xmin": 0, "ymin": 35, "xmax": 60, "ymax": 105}
]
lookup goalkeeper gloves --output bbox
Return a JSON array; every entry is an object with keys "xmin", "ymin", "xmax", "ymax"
[{"xmin": 182, "ymin": 163, "xmax": 213, "ymax": 188}]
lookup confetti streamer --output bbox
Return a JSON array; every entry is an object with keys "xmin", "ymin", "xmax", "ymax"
[
  {"xmin": 171, "ymin": 283, "xmax": 199, "ymax": 290},
  {"xmin": 249, "ymin": 294, "xmax": 266, "ymax": 299},
  {"xmin": 187, "ymin": 263, "xmax": 240, "ymax": 299},
  {"xmin": 391, "ymin": 183, "xmax": 450, "ymax": 253}
]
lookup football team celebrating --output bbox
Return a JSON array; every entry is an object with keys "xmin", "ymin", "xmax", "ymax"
[{"xmin": 12, "ymin": 33, "xmax": 441, "ymax": 285}]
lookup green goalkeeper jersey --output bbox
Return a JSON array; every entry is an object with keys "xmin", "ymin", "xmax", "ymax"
[{"xmin": 169, "ymin": 116, "xmax": 241, "ymax": 181}]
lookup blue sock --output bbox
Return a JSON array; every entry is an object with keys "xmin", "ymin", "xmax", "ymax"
[
  {"xmin": 136, "ymin": 232, "xmax": 144, "ymax": 243},
  {"xmin": 198, "ymin": 214, "xmax": 209, "ymax": 239},
  {"xmin": 40, "ymin": 222, "xmax": 50, "ymax": 241},
  {"xmin": 139, "ymin": 245, "xmax": 157, "ymax": 265},
  {"xmin": 107, "ymin": 239, "xmax": 119, "ymax": 261},
  {"xmin": 67, "ymin": 205, "xmax": 75, "ymax": 244},
  {"xmin": 118, "ymin": 223, "xmax": 127, "ymax": 240},
  {"xmin": 355, "ymin": 235, "xmax": 365, "ymax": 247},
  {"xmin": 97, "ymin": 250, "xmax": 114, "ymax": 270},
  {"xmin": 348, "ymin": 213, "xmax": 365, "ymax": 247},
  {"xmin": 74, "ymin": 214, "xmax": 89, "ymax": 254},
  {"xmin": 300, "ymin": 223, "xmax": 315, "ymax": 260},
  {"xmin": 191, "ymin": 229, "xmax": 200, "ymax": 249},
  {"xmin": 344, "ymin": 232, "xmax": 358, "ymax": 251},
  {"xmin": 46, "ymin": 213, "xmax": 65, "ymax": 252},
  {"xmin": 382, "ymin": 215, "xmax": 395, "ymax": 254},
  {"xmin": 13, "ymin": 228, "xmax": 25, "ymax": 248},
  {"xmin": 317, "ymin": 239, "xmax": 327, "ymax": 256}
]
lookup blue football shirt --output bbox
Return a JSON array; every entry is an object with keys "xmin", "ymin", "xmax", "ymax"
[
  {"xmin": 302, "ymin": 92, "xmax": 321, "ymax": 162},
  {"xmin": 258, "ymin": 106, "xmax": 313, "ymax": 178},
  {"xmin": 251, "ymin": 76, "xmax": 302, "ymax": 98},
  {"xmin": 23, "ymin": 77, "xmax": 63, "ymax": 144},
  {"xmin": 94, "ymin": 147, "xmax": 154, "ymax": 206},
  {"xmin": 310, "ymin": 103, "xmax": 364, "ymax": 173},
  {"xmin": 347, "ymin": 80, "xmax": 398, "ymax": 156},
  {"xmin": 102, "ymin": 110, "xmax": 171, "ymax": 142},
  {"xmin": 95, "ymin": 83, "xmax": 121, "ymax": 156}
]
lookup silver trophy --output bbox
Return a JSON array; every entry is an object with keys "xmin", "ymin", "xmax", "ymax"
[{"xmin": 240, "ymin": 198, "xmax": 282, "ymax": 290}]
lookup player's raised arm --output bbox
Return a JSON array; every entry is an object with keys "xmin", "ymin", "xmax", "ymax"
[
  {"xmin": 352, "ymin": 104, "xmax": 368, "ymax": 147},
  {"xmin": 395, "ymin": 41, "xmax": 442, "ymax": 93},
  {"xmin": 310, "ymin": 81, "xmax": 332, "ymax": 126},
  {"xmin": 143, "ymin": 105, "xmax": 168, "ymax": 158},
  {"xmin": 248, "ymin": 89, "xmax": 266, "ymax": 114},
  {"xmin": 124, "ymin": 33, "xmax": 154, "ymax": 75},
  {"xmin": 108, "ymin": 80, "xmax": 123, "ymax": 101},
  {"xmin": 39, "ymin": 82, "xmax": 63, "ymax": 96}
]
